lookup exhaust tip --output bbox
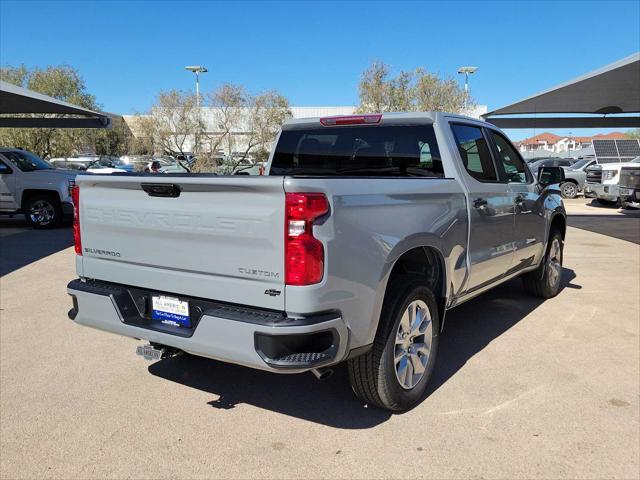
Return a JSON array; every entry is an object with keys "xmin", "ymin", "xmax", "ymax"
[{"xmin": 311, "ymin": 367, "xmax": 334, "ymax": 381}]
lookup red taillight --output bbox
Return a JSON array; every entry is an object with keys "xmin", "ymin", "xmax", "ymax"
[
  {"xmin": 285, "ymin": 193, "xmax": 329, "ymax": 286},
  {"xmin": 71, "ymin": 185, "xmax": 82, "ymax": 255},
  {"xmin": 319, "ymin": 114, "xmax": 382, "ymax": 126}
]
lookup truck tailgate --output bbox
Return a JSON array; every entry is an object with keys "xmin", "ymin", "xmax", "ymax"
[{"xmin": 76, "ymin": 175, "xmax": 286, "ymax": 310}]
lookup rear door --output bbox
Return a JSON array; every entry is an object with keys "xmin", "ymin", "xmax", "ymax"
[
  {"xmin": 450, "ymin": 124, "xmax": 515, "ymax": 292},
  {"xmin": 77, "ymin": 175, "xmax": 286, "ymax": 310}
]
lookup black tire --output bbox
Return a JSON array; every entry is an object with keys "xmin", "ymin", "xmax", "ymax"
[
  {"xmin": 348, "ymin": 275, "xmax": 439, "ymax": 411},
  {"xmin": 560, "ymin": 182, "xmax": 578, "ymax": 199},
  {"xmin": 522, "ymin": 230, "xmax": 564, "ymax": 298},
  {"xmin": 24, "ymin": 194, "xmax": 62, "ymax": 229}
]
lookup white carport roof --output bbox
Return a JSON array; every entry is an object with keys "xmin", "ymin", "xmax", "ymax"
[
  {"xmin": 484, "ymin": 52, "xmax": 640, "ymax": 128},
  {"xmin": 0, "ymin": 80, "xmax": 111, "ymax": 128}
]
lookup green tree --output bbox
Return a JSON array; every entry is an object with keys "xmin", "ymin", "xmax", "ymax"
[
  {"xmin": 356, "ymin": 61, "xmax": 393, "ymax": 113},
  {"xmin": 356, "ymin": 61, "xmax": 474, "ymax": 114},
  {"xmin": 624, "ymin": 129, "xmax": 640, "ymax": 140},
  {"xmin": 0, "ymin": 64, "xmax": 130, "ymax": 158}
]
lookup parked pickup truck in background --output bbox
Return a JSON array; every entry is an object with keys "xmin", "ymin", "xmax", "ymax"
[
  {"xmin": 0, "ymin": 147, "xmax": 76, "ymax": 228},
  {"xmin": 67, "ymin": 113, "xmax": 567, "ymax": 411},
  {"xmin": 560, "ymin": 158, "xmax": 596, "ymax": 199},
  {"xmin": 586, "ymin": 156, "xmax": 640, "ymax": 205},
  {"xmin": 619, "ymin": 157, "xmax": 640, "ymax": 208}
]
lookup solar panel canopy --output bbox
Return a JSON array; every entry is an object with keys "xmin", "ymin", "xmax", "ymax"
[{"xmin": 593, "ymin": 139, "xmax": 640, "ymax": 164}]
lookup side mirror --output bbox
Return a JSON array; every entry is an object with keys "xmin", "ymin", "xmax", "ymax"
[{"xmin": 538, "ymin": 166, "xmax": 565, "ymax": 187}]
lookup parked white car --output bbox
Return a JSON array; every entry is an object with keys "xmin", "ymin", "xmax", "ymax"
[{"xmin": 0, "ymin": 148, "xmax": 76, "ymax": 228}]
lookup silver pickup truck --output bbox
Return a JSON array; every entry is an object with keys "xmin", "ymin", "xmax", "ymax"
[
  {"xmin": 67, "ymin": 112, "xmax": 566, "ymax": 411},
  {"xmin": 0, "ymin": 148, "xmax": 77, "ymax": 228}
]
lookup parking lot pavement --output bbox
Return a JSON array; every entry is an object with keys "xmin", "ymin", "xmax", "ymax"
[{"xmin": 1, "ymin": 204, "xmax": 638, "ymax": 479}]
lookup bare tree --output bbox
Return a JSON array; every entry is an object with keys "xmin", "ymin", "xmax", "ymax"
[
  {"xmin": 196, "ymin": 84, "xmax": 290, "ymax": 174},
  {"xmin": 149, "ymin": 90, "xmax": 199, "ymax": 160},
  {"xmin": 125, "ymin": 114, "xmax": 158, "ymax": 154},
  {"xmin": 134, "ymin": 83, "xmax": 291, "ymax": 173},
  {"xmin": 227, "ymin": 91, "xmax": 291, "ymax": 173},
  {"xmin": 210, "ymin": 83, "xmax": 246, "ymax": 153}
]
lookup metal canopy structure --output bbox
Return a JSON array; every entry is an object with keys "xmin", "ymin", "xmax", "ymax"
[
  {"xmin": 0, "ymin": 80, "xmax": 111, "ymax": 128},
  {"xmin": 484, "ymin": 53, "xmax": 640, "ymax": 128}
]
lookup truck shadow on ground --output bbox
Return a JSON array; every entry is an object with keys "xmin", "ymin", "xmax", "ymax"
[
  {"xmin": 567, "ymin": 214, "xmax": 640, "ymax": 244},
  {"xmin": 0, "ymin": 217, "xmax": 73, "ymax": 276},
  {"xmin": 149, "ymin": 268, "xmax": 578, "ymax": 429}
]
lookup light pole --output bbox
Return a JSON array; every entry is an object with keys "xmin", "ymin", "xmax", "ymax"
[
  {"xmin": 185, "ymin": 65, "xmax": 208, "ymax": 153},
  {"xmin": 458, "ymin": 66, "xmax": 478, "ymax": 111}
]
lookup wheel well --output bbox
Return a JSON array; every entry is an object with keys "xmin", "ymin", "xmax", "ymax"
[
  {"xmin": 21, "ymin": 189, "xmax": 61, "ymax": 210},
  {"xmin": 386, "ymin": 246, "xmax": 446, "ymax": 327},
  {"xmin": 550, "ymin": 214, "xmax": 566, "ymax": 239},
  {"xmin": 562, "ymin": 179, "xmax": 578, "ymax": 185}
]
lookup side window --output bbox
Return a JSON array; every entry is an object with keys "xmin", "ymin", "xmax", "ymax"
[
  {"xmin": 490, "ymin": 131, "xmax": 528, "ymax": 183},
  {"xmin": 0, "ymin": 160, "xmax": 12, "ymax": 174},
  {"xmin": 451, "ymin": 124, "xmax": 498, "ymax": 182}
]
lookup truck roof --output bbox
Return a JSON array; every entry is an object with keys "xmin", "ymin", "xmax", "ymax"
[{"xmin": 281, "ymin": 111, "xmax": 489, "ymax": 130}]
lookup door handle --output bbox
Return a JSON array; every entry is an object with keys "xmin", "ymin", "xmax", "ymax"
[
  {"xmin": 515, "ymin": 194, "xmax": 532, "ymax": 214},
  {"xmin": 473, "ymin": 198, "xmax": 488, "ymax": 208}
]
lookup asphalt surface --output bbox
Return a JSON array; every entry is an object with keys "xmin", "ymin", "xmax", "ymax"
[{"xmin": 1, "ymin": 201, "xmax": 639, "ymax": 479}]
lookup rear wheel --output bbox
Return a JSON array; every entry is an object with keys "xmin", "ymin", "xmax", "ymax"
[
  {"xmin": 24, "ymin": 194, "xmax": 62, "ymax": 229},
  {"xmin": 560, "ymin": 182, "xmax": 578, "ymax": 199},
  {"xmin": 348, "ymin": 275, "xmax": 439, "ymax": 411},
  {"xmin": 522, "ymin": 230, "xmax": 563, "ymax": 298}
]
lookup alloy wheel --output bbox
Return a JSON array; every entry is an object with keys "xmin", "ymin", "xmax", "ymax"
[
  {"xmin": 394, "ymin": 299, "xmax": 433, "ymax": 390},
  {"xmin": 562, "ymin": 183, "xmax": 577, "ymax": 198},
  {"xmin": 547, "ymin": 238, "xmax": 563, "ymax": 288},
  {"xmin": 29, "ymin": 200, "xmax": 56, "ymax": 226}
]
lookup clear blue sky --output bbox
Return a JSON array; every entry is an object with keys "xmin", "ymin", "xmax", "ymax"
[{"xmin": 1, "ymin": 0, "xmax": 639, "ymax": 140}]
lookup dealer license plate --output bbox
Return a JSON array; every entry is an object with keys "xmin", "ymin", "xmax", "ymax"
[{"xmin": 151, "ymin": 295, "xmax": 190, "ymax": 328}]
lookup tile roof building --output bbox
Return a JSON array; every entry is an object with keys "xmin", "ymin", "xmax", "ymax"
[{"xmin": 514, "ymin": 131, "xmax": 627, "ymax": 154}]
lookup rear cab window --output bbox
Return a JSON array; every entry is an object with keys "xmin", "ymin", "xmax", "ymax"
[
  {"xmin": 270, "ymin": 125, "xmax": 443, "ymax": 177},
  {"xmin": 450, "ymin": 124, "xmax": 498, "ymax": 182}
]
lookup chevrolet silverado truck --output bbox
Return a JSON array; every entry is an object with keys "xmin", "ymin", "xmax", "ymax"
[
  {"xmin": 0, "ymin": 147, "xmax": 77, "ymax": 228},
  {"xmin": 67, "ymin": 113, "xmax": 566, "ymax": 411},
  {"xmin": 619, "ymin": 157, "xmax": 640, "ymax": 208},
  {"xmin": 586, "ymin": 157, "xmax": 640, "ymax": 206}
]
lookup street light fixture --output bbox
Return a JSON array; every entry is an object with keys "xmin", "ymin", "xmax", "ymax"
[
  {"xmin": 458, "ymin": 66, "xmax": 478, "ymax": 111},
  {"xmin": 185, "ymin": 65, "xmax": 208, "ymax": 154},
  {"xmin": 185, "ymin": 65, "xmax": 208, "ymax": 108}
]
